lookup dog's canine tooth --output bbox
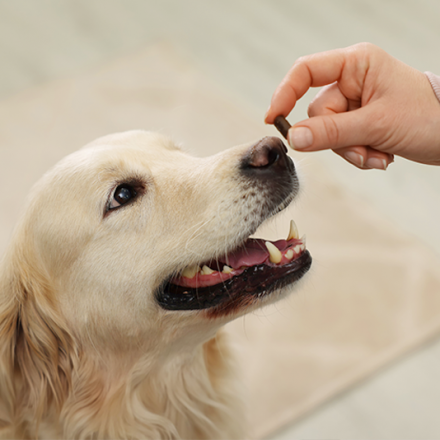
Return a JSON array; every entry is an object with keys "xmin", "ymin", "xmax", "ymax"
[
  {"xmin": 201, "ymin": 265, "xmax": 215, "ymax": 275},
  {"xmin": 222, "ymin": 265, "xmax": 233, "ymax": 274},
  {"xmin": 182, "ymin": 265, "xmax": 200, "ymax": 278},
  {"xmin": 265, "ymin": 241, "xmax": 282, "ymax": 264},
  {"xmin": 287, "ymin": 219, "xmax": 299, "ymax": 241}
]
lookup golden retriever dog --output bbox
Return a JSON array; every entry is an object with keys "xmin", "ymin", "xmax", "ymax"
[{"xmin": 0, "ymin": 130, "xmax": 311, "ymax": 439}]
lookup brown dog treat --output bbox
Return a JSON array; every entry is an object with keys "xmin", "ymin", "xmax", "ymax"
[{"xmin": 274, "ymin": 115, "xmax": 292, "ymax": 140}]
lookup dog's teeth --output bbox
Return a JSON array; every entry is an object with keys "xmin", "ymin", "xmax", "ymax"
[
  {"xmin": 285, "ymin": 249, "xmax": 294, "ymax": 260},
  {"xmin": 265, "ymin": 241, "xmax": 282, "ymax": 264},
  {"xmin": 300, "ymin": 234, "xmax": 306, "ymax": 245},
  {"xmin": 294, "ymin": 245, "xmax": 301, "ymax": 254},
  {"xmin": 287, "ymin": 219, "xmax": 299, "ymax": 240},
  {"xmin": 182, "ymin": 265, "xmax": 200, "ymax": 278},
  {"xmin": 222, "ymin": 265, "xmax": 233, "ymax": 274},
  {"xmin": 201, "ymin": 265, "xmax": 215, "ymax": 275}
]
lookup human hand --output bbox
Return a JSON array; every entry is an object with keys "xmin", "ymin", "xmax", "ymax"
[{"xmin": 265, "ymin": 43, "xmax": 440, "ymax": 169}]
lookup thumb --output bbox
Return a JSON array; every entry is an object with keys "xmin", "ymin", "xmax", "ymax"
[{"xmin": 288, "ymin": 106, "xmax": 375, "ymax": 152}]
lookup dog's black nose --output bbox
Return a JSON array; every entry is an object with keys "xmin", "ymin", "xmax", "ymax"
[
  {"xmin": 239, "ymin": 136, "xmax": 299, "ymax": 213},
  {"xmin": 241, "ymin": 136, "xmax": 294, "ymax": 175}
]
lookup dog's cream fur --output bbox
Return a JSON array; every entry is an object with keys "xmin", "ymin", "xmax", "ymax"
[{"xmin": 0, "ymin": 131, "xmax": 299, "ymax": 439}]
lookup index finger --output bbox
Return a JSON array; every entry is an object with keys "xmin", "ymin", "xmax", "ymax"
[{"xmin": 265, "ymin": 45, "xmax": 366, "ymax": 124}]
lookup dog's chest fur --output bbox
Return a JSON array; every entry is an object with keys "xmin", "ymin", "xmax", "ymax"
[{"xmin": 4, "ymin": 333, "xmax": 244, "ymax": 439}]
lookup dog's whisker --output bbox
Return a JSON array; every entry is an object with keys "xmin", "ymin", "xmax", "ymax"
[{"xmin": 183, "ymin": 217, "xmax": 216, "ymax": 257}]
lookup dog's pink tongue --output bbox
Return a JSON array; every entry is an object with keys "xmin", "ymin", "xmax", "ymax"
[{"xmin": 220, "ymin": 238, "xmax": 287, "ymax": 268}]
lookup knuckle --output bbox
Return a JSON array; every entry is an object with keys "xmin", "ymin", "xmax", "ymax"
[
  {"xmin": 351, "ymin": 42, "xmax": 385, "ymax": 61},
  {"xmin": 322, "ymin": 117, "xmax": 341, "ymax": 145},
  {"xmin": 295, "ymin": 55, "xmax": 308, "ymax": 66},
  {"xmin": 353, "ymin": 42, "xmax": 376, "ymax": 54},
  {"xmin": 294, "ymin": 54, "xmax": 314, "ymax": 71}
]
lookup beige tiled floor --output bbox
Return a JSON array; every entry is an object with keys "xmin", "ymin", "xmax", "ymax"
[{"xmin": 1, "ymin": 1, "xmax": 440, "ymax": 438}]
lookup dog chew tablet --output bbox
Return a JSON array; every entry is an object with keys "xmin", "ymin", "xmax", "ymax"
[{"xmin": 274, "ymin": 115, "xmax": 291, "ymax": 140}]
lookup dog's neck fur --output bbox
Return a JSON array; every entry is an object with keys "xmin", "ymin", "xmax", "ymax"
[
  {"xmin": 6, "ymin": 329, "xmax": 244, "ymax": 439},
  {"xmin": 54, "ymin": 333, "xmax": 243, "ymax": 439}
]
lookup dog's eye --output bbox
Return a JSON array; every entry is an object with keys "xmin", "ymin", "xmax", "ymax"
[{"xmin": 108, "ymin": 184, "xmax": 137, "ymax": 210}]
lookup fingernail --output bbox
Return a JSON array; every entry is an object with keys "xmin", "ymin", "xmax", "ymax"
[
  {"xmin": 366, "ymin": 157, "xmax": 388, "ymax": 170},
  {"xmin": 288, "ymin": 127, "xmax": 313, "ymax": 150},
  {"xmin": 344, "ymin": 151, "xmax": 364, "ymax": 168}
]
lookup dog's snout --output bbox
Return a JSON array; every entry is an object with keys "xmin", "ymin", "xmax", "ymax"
[{"xmin": 241, "ymin": 136, "xmax": 294, "ymax": 175}]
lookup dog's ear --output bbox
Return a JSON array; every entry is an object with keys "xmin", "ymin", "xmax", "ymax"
[
  {"xmin": 0, "ymin": 248, "xmax": 75, "ymax": 432},
  {"xmin": 0, "ymin": 280, "xmax": 18, "ymax": 432}
]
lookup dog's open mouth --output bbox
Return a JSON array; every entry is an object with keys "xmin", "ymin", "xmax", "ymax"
[{"xmin": 157, "ymin": 220, "xmax": 312, "ymax": 316}]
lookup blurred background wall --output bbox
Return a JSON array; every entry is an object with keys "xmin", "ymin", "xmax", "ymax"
[
  {"xmin": 1, "ymin": 1, "xmax": 440, "ymax": 438},
  {"xmin": 2, "ymin": 0, "xmax": 440, "ymax": 251}
]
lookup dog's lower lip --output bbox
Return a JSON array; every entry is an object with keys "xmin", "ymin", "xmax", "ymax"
[{"xmin": 156, "ymin": 250, "xmax": 312, "ymax": 314}]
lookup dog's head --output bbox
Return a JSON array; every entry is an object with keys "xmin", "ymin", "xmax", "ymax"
[
  {"xmin": 0, "ymin": 130, "xmax": 311, "ymax": 434},
  {"xmin": 1, "ymin": 130, "xmax": 311, "ymax": 352}
]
